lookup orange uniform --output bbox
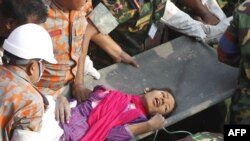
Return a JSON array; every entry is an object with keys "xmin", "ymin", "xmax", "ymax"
[
  {"xmin": 0, "ymin": 66, "xmax": 47, "ymax": 141},
  {"xmin": 37, "ymin": 0, "xmax": 92, "ymax": 97}
]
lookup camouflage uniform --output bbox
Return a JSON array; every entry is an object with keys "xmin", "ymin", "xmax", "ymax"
[
  {"xmin": 178, "ymin": 132, "xmax": 223, "ymax": 141},
  {"xmin": 0, "ymin": 65, "xmax": 47, "ymax": 141},
  {"xmin": 221, "ymin": 0, "xmax": 246, "ymax": 17},
  {"xmin": 98, "ymin": 0, "xmax": 167, "ymax": 55},
  {"xmin": 218, "ymin": 0, "xmax": 250, "ymax": 124}
]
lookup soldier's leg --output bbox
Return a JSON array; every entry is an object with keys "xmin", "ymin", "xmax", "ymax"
[
  {"xmin": 178, "ymin": 132, "xmax": 223, "ymax": 141},
  {"xmin": 230, "ymin": 89, "xmax": 250, "ymax": 124}
]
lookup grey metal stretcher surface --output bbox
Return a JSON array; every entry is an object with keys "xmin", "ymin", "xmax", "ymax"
[{"xmin": 85, "ymin": 36, "xmax": 239, "ymax": 140}]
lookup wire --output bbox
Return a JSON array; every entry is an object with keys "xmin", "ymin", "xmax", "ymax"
[
  {"xmin": 162, "ymin": 127, "xmax": 193, "ymax": 136},
  {"xmin": 152, "ymin": 130, "xmax": 159, "ymax": 141},
  {"xmin": 152, "ymin": 128, "xmax": 192, "ymax": 141}
]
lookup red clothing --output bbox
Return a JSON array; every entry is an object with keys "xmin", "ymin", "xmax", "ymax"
[{"xmin": 81, "ymin": 86, "xmax": 145, "ymax": 141}]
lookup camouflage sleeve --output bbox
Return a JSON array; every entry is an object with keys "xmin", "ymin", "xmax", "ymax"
[
  {"xmin": 14, "ymin": 94, "xmax": 44, "ymax": 132},
  {"xmin": 179, "ymin": 132, "xmax": 223, "ymax": 141},
  {"xmin": 218, "ymin": 8, "xmax": 240, "ymax": 67}
]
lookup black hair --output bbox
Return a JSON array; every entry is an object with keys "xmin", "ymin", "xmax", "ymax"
[
  {"xmin": 2, "ymin": 50, "xmax": 30, "ymax": 65},
  {"xmin": 1, "ymin": 0, "xmax": 48, "ymax": 24},
  {"xmin": 145, "ymin": 87, "xmax": 177, "ymax": 118}
]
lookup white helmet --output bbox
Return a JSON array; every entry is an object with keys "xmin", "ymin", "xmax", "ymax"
[{"xmin": 3, "ymin": 23, "xmax": 57, "ymax": 64}]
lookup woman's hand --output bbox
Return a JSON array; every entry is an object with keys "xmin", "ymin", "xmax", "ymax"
[
  {"xmin": 147, "ymin": 113, "xmax": 165, "ymax": 130},
  {"xmin": 127, "ymin": 113, "xmax": 165, "ymax": 136}
]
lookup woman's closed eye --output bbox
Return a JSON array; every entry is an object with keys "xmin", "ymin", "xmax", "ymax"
[
  {"xmin": 165, "ymin": 106, "xmax": 168, "ymax": 112},
  {"xmin": 161, "ymin": 92, "xmax": 165, "ymax": 98}
]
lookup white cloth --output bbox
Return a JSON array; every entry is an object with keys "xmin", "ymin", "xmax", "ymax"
[
  {"xmin": 0, "ymin": 48, "xmax": 3, "ymax": 65},
  {"xmin": 161, "ymin": 0, "xmax": 206, "ymax": 41},
  {"xmin": 11, "ymin": 95, "xmax": 74, "ymax": 141},
  {"xmin": 39, "ymin": 96, "xmax": 77, "ymax": 141},
  {"xmin": 201, "ymin": 0, "xmax": 226, "ymax": 21},
  {"xmin": 202, "ymin": 16, "xmax": 233, "ymax": 44},
  {"xmin": 11, "ymin": 130, "xmax": 43, "ymax": 141},
  {"xmin": 84, "ymin": 55, "xmax": 101, "ymax": 79},
  {"xmin": 161, "ymin": 0, "xmax": 230, "ymax": 44},
  {"xmin": 39, "ymin": 95, "xmax": 64, "ymax": 141}
]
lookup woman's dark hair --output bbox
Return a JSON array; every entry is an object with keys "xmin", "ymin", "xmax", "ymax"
[
  {"xmin": 145, "ymin": 87, "xmax": 177, "ymax": 118},
  {"xmin": 1, "ymin": 0, "xmax": 48, "ymax": 23}
]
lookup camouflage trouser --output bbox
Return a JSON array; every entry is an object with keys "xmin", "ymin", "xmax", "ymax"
[
  {"xmin": 230, "ymin": 89, "xmax": 250, "ymax": 124},
  {"xmin": 178, "ymin": 132, "xmax": 223, "ymax": 141}
]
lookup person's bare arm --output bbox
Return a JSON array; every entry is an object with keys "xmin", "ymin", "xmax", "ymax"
[
  {"xmin": 178, "ymin": 0, "xmax": 219, "ymax": 25},
  {"xmin": 91, "ymin": 33, "xmax": 139, "ymax": 68},
  {"xmin": 127, "ymin": 113, "xmax": 165, "ymax": 136},
  {"xmin": 72, "ymin": 21, "xmax": 98, "ymax": 103}
]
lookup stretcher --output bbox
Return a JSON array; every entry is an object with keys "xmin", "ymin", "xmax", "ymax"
[{"xmin": 85, "ymin": 36, "xmax": 238, "ymax": 140}]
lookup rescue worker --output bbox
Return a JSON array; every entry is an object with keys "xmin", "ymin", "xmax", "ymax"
[{"xmin": 0, "ymin": 23, "xmax": 57, "ymax": 141}]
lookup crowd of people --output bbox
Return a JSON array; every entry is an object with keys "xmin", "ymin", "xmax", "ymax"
[{"xmin": 0, "ymin": 0, "xmax": 249, "ymax": 141}]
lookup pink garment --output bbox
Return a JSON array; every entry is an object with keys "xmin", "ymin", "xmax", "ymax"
[
  {"xmin": 81, "ymin": 89, "xmax": 144, "ymax": 141},
  {"xmin": 131, "ymin": 95, "xmax": 147, "ymax": 116}
]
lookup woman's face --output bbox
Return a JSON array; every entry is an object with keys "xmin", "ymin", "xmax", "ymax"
[{"xmin": 144, "ymin": 90, "xmax": 175, "ymax": 116}]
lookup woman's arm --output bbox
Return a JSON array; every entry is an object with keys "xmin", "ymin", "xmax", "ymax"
[
  {"xmin": 106, "ymin": 112, "xmax": 165, "ymax": 140},
  {"xmin": 127, "ymin": 113, "xmax": 165, "ymax": 136}
]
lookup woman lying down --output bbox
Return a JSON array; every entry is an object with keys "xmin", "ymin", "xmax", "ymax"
[{"xmin": 12, "ymin": 85, "xmax": 176, "ymax": 141}]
